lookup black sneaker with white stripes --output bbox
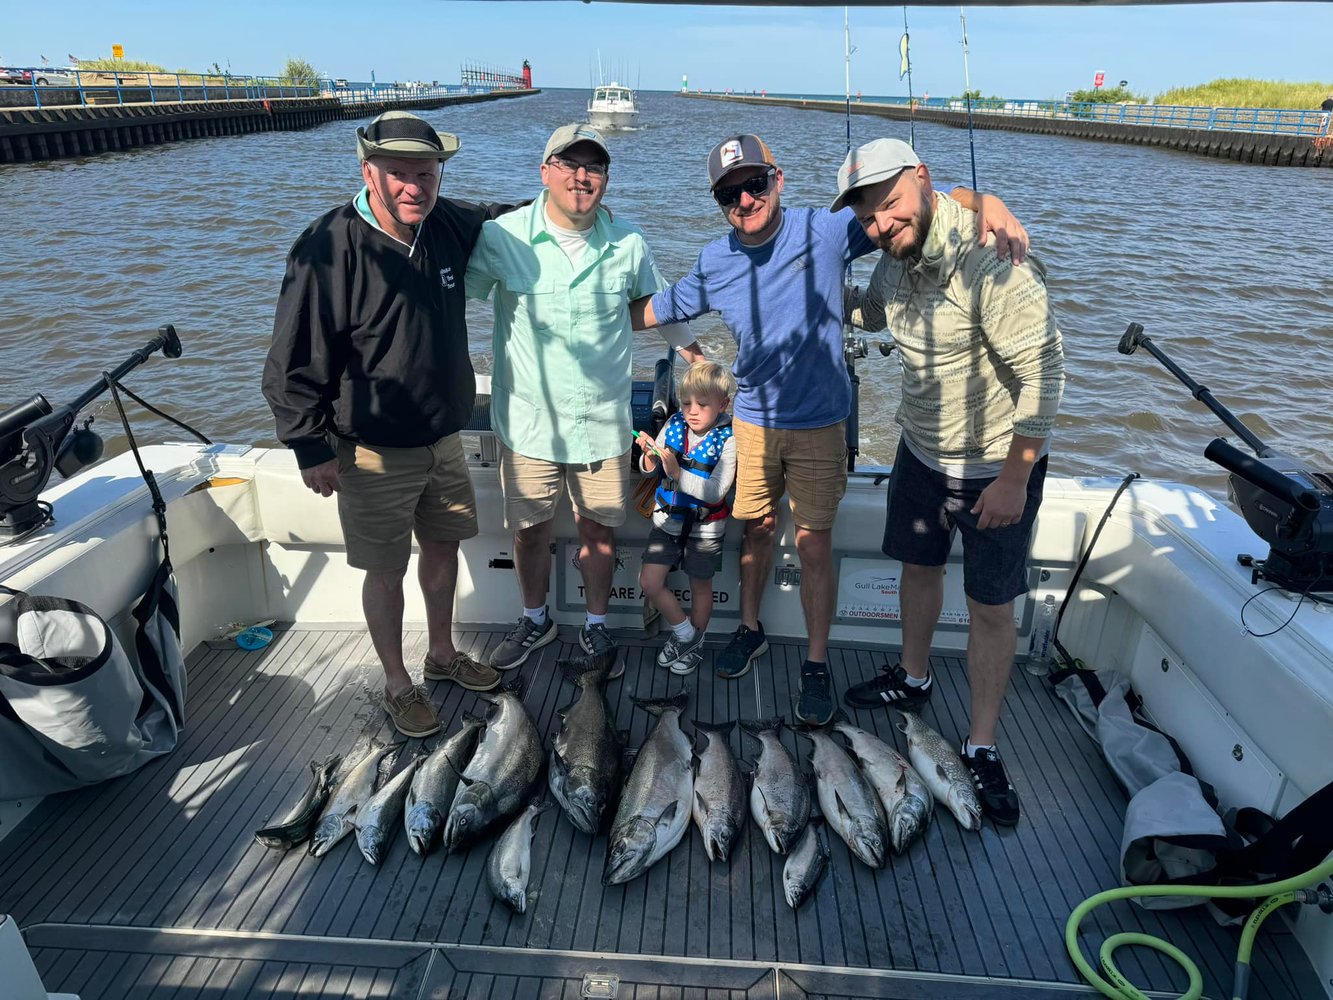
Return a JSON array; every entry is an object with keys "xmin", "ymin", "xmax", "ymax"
[
  {"xmin": 842, "ymin": 663, "xmax": 933, "ymax": 711},
  {"xmin": 960, "ymin": 741, "xmax": 1021, "ymax": 827}
]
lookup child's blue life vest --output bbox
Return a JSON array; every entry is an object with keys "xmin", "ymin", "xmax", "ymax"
[{"xmin": 653, "ymin": 411, "xmax": 734, "ymax": 527}]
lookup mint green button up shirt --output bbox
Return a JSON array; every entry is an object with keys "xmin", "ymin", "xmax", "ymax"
[{"xmin": 465, "ymin": 192, "xmax": 673, "ymax": 464}]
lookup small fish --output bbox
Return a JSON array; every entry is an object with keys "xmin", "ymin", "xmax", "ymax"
[
  {"xmin": 783, "ymin": 818, "xmax": 830, "ymax": 909},
  {"xmin": 798, "ymin": 726, "xmax": 888, "ymax": 870},
  {"xmin": 691, "ymin": 720, "xmax": 746, "ymax": 863},
  {"xmin": 309, "ymin": 741, "xmax": 400, "ymax": 857},
  {"xmin": 834, "ymin": 720, "xmax": 933, "ymax": 854},
  {"xmin": 254, "ymin": 753, "xmax": 341, "ymax": 850},
  {"xmin": 604, "ymin": 692, "xmax": 693, "ymax": 886},
  {"xmin": 355, "ymin": 755, "xmax": 422, "ymax": 865},
  {"xmin": 486, "ymin": 798, "xmax": 555, "ymax": 914},
  {"xmin": 739, "ymin": 717, "xmax": 810, "ymax": 855},
  {"xmin": 898, "ymin": 711, "xmax": 982, "ymax": 832},
  {"xmin": 405, "ymin": 713, "xmax": 486, "ymax": 855}
]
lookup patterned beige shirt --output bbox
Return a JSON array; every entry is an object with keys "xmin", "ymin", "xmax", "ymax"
[{"xmin": 849, "ymin": 193, "xmax": 1065, "ymax": 472}]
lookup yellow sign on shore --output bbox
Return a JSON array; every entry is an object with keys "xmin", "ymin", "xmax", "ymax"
[{"xmin": 112, "ymin": 44, "xmax": 124, "ymax": 60}]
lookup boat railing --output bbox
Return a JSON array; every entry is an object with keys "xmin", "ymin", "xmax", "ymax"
[{"xmin": 0, "ymin": 68, "xmax": 525, "ymax": 111}]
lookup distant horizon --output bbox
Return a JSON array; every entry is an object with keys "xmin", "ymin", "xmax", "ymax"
[{"xmin": 4, "ymin": 2, "xmax": 1330, "ymax": 101}]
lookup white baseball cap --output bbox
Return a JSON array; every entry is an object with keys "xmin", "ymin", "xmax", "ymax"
[{"xmin": 831, "ymin": 137, "xmax": 921, "ymax": 212}]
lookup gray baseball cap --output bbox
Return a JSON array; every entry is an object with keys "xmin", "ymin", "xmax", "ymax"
[
  {"xmin": 356, "ymin": 111, "xmax": 460, "ymax": 162},
  {"xmin": 544, "ymin": 123, "xmax": 611, "ymax": 163},
  {"xmin": 831, "ymin": 137, "xmax": 921, "ymax": 212}
]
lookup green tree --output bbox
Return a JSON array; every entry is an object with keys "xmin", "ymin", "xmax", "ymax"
[
  {"xmin": 280, "ymin": 57, "xmax": 321, "ymax": 88},
  {"xmin": 1070, "ymin": 85, "xmax": 1139, "ymax": 104}
]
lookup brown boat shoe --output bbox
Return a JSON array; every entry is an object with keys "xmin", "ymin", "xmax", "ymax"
[
  {"xmin": 424, "ymin": 650, "xmax": 502, "ymax": 692},
  {"xmin": 382, "ymin": 683, "xmax": 441, "ymax": 738}
]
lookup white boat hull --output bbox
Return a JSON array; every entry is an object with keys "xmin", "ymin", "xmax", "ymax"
[{"xmin": 587, "ymin": 109, "xmax": 638, "ymax": 130}]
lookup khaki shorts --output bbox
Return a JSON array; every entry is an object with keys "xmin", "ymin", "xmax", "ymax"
[
  {"xmin": 499, "ymin": 445, "xmax": 631, "ymax": 531},
  {"xmin": 732, "ymin": 417, "xmax": 848, "ymax": 531},
  {"xmin": 335, "ymin": 434, "xmax": 478, "ymax": 573}
]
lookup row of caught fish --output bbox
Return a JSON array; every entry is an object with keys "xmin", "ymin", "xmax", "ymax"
[{"xmin": 253, "ymin": 678, "xmax": 546, "ymax": 868}]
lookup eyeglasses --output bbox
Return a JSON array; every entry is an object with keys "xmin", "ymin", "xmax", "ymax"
[
  {"xmin": 546, "ymin": 154, "xmax": 608, "ymax": 178},
  {"xmin": 713, "ymin": 169, "xmax": 776, "ymax": 207}
]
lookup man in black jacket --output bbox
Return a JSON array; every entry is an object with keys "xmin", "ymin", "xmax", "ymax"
[{"xmin": 263, "ymin": 111, "xmax": 504, "ymax": 738}]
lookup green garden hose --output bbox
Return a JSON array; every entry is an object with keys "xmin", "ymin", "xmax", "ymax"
[{"xmin": 1066, "ymin": 856, "xmax": 1333, "ymax": 1000}]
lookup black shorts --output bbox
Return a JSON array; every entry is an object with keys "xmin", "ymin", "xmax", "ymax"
[
  {"xmin": 881, "ymin": 440, "xmax": 1047, "ymax": 606},
  {"xmin": 642, "ymin": 525, "xmax": 723, "ymax": 580}
]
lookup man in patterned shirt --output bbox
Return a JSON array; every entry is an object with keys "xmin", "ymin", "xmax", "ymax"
[{"xmin": 837, "ymin": 138, "xmax": 1065, "ymax": 827}]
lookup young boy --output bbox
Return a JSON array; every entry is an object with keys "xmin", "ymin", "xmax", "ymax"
[{"xmin": 636, "ymin": 361, "xmax": 738, "ymax": 675}]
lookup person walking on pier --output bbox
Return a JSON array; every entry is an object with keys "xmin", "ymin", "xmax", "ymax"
[
  {"xmin": 263, "ymin": 111, "xmax": 508, "ymax": 739},
  {"xmin": 465, "ymin": 123, "xmax": 701, "ymax": 675},
  {"xmin": 636, "ymin": 132, "xmax": 1030, "ymax": 726},
  {"xmin": 837, "ymin": 138, "xmax": 1066, "ymax": 826}
]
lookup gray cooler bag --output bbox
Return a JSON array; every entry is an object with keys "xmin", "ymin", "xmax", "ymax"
[{"xmin": 0, "ymin": 565, "xmax": 187, "ymax": 799}]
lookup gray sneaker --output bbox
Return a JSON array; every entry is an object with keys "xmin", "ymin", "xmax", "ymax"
[
  {"xmin": 580, "ymin": 623, "xmax": 624, "ymax": 679},
  {"xmin": 666, "ymin": 629, "xmax": 706, "ymax": 676},
  {"xmin": 490, "ymin": 611, "xmax": 557, "ymax": 670}
]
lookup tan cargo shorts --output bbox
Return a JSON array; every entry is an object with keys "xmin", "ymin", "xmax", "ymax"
[
  {"xmin": 335, "ymin": 434, "xmax": 478, "ymax": 573},
  {"xmin": 732, "ymin": 417, "xmax": 848, "ymax": 531},
  {"xmin": 499, "ymin": 444, "xmax": 631, "ymax": 531}
]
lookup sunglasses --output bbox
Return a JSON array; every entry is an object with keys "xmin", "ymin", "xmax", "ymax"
[
  {"xmin": 713, "ymin": 168, "xmax": 776, "ymax": 207},
  {"xmin": 547, "ymin": 154, "xmax": 608, "ymax": 177}
]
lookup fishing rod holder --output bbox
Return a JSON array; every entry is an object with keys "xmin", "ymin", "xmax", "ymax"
[
  {"xmin": 0, "ymin": 324, "xmax": 183, "ymax": 539},
  {"xmin": 1119, "ymin": 322, "xmax": 1333, "ymax": 593}
]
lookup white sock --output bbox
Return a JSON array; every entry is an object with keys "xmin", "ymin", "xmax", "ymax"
[
  {"xmin": 524, "ymin": 605, "xmax": 547, "ymax": 626},
  {"xmin": 585, "ymin": 612, "xmax": 607, "ymax": 627},
  {"xmin": 966, "ymin": 741, "xmax": 997, "ymax": 757},
  {"xmin": 671, "ymin": 619, "xmax": 697, "ymax": 641},
  {"xmin": 904, "ymin": 671, "xmax": 930, "ymax": 688}
]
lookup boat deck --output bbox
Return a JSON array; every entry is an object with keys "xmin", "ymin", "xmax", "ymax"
[{"xmin": 2, "ymin": 624, "xmax": 1320, "ymax": 999}]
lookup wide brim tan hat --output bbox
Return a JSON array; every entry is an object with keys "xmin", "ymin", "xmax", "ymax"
[{"xmin": 356, "ymin": 111, "xmax": 460, "ymax": 162}]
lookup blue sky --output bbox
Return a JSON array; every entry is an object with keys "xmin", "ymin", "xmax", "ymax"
[{"xmin": 3, "ymin": 2, "xmax": 1330, "ymax": 101}]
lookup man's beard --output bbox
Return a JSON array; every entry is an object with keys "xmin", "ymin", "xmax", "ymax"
[{"xmin": 884, "ymin": 200, "xmax": 932, "ymax": 260}]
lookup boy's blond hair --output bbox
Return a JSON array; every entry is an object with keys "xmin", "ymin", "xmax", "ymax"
[{"xmin": 678, "ymin": 360, "xmax": 736, "ymax": 404}]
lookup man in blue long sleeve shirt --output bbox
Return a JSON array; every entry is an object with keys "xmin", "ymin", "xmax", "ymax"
[{"xmin": 638, "ymin": 133, "xmax": 1028, "ymax": 725}]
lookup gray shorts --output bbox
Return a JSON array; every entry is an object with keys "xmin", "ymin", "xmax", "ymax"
[
  {"xmin": 881, "ymin": 440, "xmax": 1046, "ymax": 606},
  {"xmin": 642, "ymin": 525, "xmax": 723, "ymax": 580}
]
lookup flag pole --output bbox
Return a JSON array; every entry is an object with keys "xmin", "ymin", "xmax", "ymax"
[{"xmin": 960, "ymin": 7, "xmax": 978, "ymax": 190}]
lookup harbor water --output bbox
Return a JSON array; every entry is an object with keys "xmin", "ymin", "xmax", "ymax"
[{"xmin": 2, "ymin": 87, "xmax": 1330, "ymax": 496}]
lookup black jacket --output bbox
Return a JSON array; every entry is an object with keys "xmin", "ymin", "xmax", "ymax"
[{"xmin": 263, "ymin": 197, "xmax": 504, "ymax": 468}]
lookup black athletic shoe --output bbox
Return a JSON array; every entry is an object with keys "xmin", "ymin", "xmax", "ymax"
[
  {"xmin": 795, "ymin": 661, "xmax": 836, "ymax": 726},
  {"xmin": 843, "ymin": 663, "xmax": 933, "ymax": 711},
  {"xmin": 715, "ymin": 623, "xmax": 768, "ymax": 679},
  {"xmin": 961, "ymin": 741, "xmax": 1021, "ymax": 827}
]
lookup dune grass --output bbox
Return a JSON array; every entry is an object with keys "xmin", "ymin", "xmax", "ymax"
[
  {"xmin": 74, "ymin": 58, "xmax": 167, "ymax": 73},
  {"xmin": 1155, "ymin": 78, "xmax": 1332, "ymax": 109}
]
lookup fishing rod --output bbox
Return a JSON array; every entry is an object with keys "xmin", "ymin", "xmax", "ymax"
[
  {"xmin": 903, "ymin": 6, "xmax": 916, "ymax": 149},
  {"xmin": 960, "ymin": 7, "xmax": 979, "ymax": 191}
]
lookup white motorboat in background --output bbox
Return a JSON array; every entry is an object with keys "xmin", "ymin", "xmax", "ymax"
[{"xmin": 587, "ymin": 81, "xmax": 640, "ymax": 130}]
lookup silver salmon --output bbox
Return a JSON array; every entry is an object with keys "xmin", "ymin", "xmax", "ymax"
[
  {"xmin": 799, "ymin": 726, "xmax": 887, "ymax": 869},
  {"xmin": 355, "ymin": 755, "xmax": 421, "ymax": 865},
  {"xmin": 486, "ymin": 798, "xmax": 555, "ymax": 913},
  {"xmin": 691, "ymin": 720, "xmax": 746, "ymax": 863},
  {"xmin": 783, "ymin": 818, "xmax": 830, "ymax": 908},
  {"xmin": 739, "ymin": 717, "xmax": 810, "ymax": 855},
  {"xmin": 898, "ymin": 711, "xmax": 982, "ymax": 832},
  {"xmin": 834, "ymin": 720, "xmax": 933, "ymax": 854},
  {"xmin": 405, "ymin": 713, "xmax": 486, "ymax": 855},
  {"xmin": 604, "ymin": 692, "xmax": 693, "ymax": 886},
  {"xmin": 254, "ymin": 752, "xmax": 341, "ymax": 851},
  {"xmin": 549, "ymin": 651, "xmax": 622, "ymax": 835},
  {"xmin": 309, "ymin": 741, "xmax": 399, "ymax": 858}
]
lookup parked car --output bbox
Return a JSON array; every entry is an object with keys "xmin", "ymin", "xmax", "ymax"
[
  {"xmin": 29, "ymin": 68, "xmax": 79, "ymax": 86},
  {"xmin": 0, "ymin": 66, "xmax": 27, "ymax": 85}
]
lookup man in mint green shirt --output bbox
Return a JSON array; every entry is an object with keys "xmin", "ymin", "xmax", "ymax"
[{"xmin": 465, "ymin": 123, "xmax": 700, "ymax": 673}]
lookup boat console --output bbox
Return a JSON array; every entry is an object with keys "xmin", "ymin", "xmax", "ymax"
[{"xmin": 1119, "ymin": 322, "xmax": 1333, "ymax": 593}]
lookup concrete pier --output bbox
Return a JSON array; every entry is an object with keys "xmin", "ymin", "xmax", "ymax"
[
  {"xmin": 682, "ymin": 93, "xmax": 1333, "ymax": 169},
  {"xmin": 0, "ymin": 89, "xmax": 539, "ymax": 165}
]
